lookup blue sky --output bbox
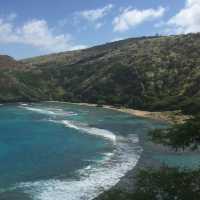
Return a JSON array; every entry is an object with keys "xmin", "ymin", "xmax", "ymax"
[{"xmin": 0, "ymin": 0, "xmax": 199, "ymax": 59}]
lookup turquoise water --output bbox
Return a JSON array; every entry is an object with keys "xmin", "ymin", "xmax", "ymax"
[
  {"xmin": 0, "ymin": 102, "xmax": 146, "ymax": 200},
  {"xmin": 153, "ymin": 154, "xmax": 200, "ymax": 169},
  {"xmin": 0, "ymin": 102, "xmax": 198, "ymax": 200}
]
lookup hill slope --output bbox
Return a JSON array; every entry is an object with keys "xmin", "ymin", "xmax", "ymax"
[{"xmin": 0, "ymin": 33, "xmax": 200, "ymax": 110}]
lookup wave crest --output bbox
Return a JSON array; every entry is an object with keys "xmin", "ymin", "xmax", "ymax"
[
  {"xmin": 20, "ymin": 106, "xmax": 77, "ymax": 116},
  {"xmin": 15, "ymin": 104, "xmax": 142, "ymax": 200},
  {"xmin": 62, "ymin": 120, "xmax": 116, "ymax": 142},
  {"xmin": 17, "ymin": 134, "xmax": 141, "ymax": 200}
]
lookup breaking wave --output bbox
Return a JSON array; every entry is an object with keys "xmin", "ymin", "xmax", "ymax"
[
  {"xmin": 16, "ymin": 104, "xmax": 142, "ymax": 200},
  {"xmin": 20, "ymin": 106, "xmax": 77, "ymax": 117},
  {"xmin": 54, "ymin": 120, "xmax": 117, "ymax": 142},
  {"xmin": 17, "ymin": 134, "xmax": 141, "ymax": 200}
]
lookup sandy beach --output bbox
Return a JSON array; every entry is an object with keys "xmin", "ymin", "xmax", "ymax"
[
  {"xmin": 46, "ymin": 101, "xmax": 189, "ymax": 200},
  {"xmin": 67, "ymin": 102, "xmax": 188, "ymax": 200},
  {"xmin": 70, "ymin": 102, "xmax": 188, "ymax": 124}
]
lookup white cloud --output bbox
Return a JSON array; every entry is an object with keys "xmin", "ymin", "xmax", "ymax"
[
  {"xmin": 113, "ymin": 7, "xmax": 165, "ymax": 32},
  {"xmin": 79, "ymin": 4, "xmax": 113, "ymax": 22},
  {"xmin": 111, "ymin": 37, "xmax": 125, "ymax": 42},
  {"xmin": 187, "ymin": 0, "xmax": 199, "ymax": 6},
  {"xmin": 19, "ymin": 20, "xmax": 73, "ymax": 52},
  {"xmin": 168, "ymin": 0, "xmax": 200, "ymax": 34},
  {"xmin": 0, "ymin": 19, "xmax": 18, "ymax": 43},
  {"xmin": 71, "ymin": 44, "xmax": 88, "ymax": 51},
  {"xmin": 0, "ymin": 17, "xmax": 86, "ymax": 52}
]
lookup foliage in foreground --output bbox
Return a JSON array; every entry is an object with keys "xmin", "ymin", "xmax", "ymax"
[
  {"xmin": 99, "ymin": 110, "xmax": 200, "ymax": 200},
  {"xmin": 133, "ymin": 167, "xmax": 200, "ymax": 200},
  {"xmin": 99, "ymin": 167, "xmax": 200, "ymax": 200},
  {"xmin": 149, "ymin": 114, "xmax": 200, "ymax": 151}
]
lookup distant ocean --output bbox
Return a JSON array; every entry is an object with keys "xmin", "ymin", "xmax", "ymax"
[{"xmin": 0, "ymin": 102, "xmax": 161, "ymax": 200}]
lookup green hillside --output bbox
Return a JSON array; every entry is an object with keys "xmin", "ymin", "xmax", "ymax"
[{"xmin": 0, "ymin": 33, "xmax": 200, "ymax": 111}]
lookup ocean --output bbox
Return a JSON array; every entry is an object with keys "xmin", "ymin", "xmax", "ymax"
[{"xmin": 0, "ymin": 102, "xmax": 163, "ymax": 200}]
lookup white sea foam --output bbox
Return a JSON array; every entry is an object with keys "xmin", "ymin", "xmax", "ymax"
[
  {"xmin": 17, "ymin": 134, "xmax": 142, "ymax": 200},
  {"xmin": 20, "ymin": 105, "xmax": 115, "ymax": 142},
  {"xmin": 20, "ymin": 103, "xmax": 29, "ymax": 106},
  {"xmin": 20, "ymin": 106, "xmax": 77, "ymax": 117},
  {"xmin": 22, "ymin": 107, "xmax": 56, "ymax": 115},
  {"xmin": 50, "ymin": 119, "xmax": 117, "ymax": 142},
  {"xmin": 63, "ymin": 120, "xmax": 116, "ymax": 142},
  {"xmin": 16, "ymin": 104, "xmax": 142, "ymax": 200}
]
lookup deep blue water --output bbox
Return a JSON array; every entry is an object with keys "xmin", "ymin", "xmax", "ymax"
[{"xmin": 0, "ymin": 102, "xmax": 199, "ymax": 200}]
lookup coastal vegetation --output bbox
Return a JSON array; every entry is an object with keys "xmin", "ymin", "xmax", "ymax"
[
  {"xmin": 96, "ymin": 108, "xmax": 200, "ymax": 199},
  {"xmin": 150, "ymin": 114, "xmax": 200, "ymax": 151},
  {"xmin": 97, "ymin": 167, "xmax": 200, "ymax": 200},
  {"xmin": 0, "ymin": 33, "xmax": 200, "ymax": 199},
  {"xmin": 0, "ymin": 33, "xmax": 200, "ymax": 112}
]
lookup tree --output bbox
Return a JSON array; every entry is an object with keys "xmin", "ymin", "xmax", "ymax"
[
  {"xmin": 97, "ymin": 167, "xmax": 200, "ymax": 200},
  {"xmin": 149, "ymin": 114, "xmax": 200, "ymax": 151},
  {"xmin": 132, "ymin": 167, "xmax": 200, "ymax": 200}
]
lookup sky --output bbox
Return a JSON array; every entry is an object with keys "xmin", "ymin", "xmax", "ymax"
[{"xmin": 0, "ymin": 0, "xmax": 199, "ymax": 59}]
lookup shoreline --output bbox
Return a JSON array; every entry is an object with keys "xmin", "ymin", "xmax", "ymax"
[
  {"xmin": 68, "ymin": 102, "xmax": 168, "ymax": 199},
  {"xmin": 1, "ymin": 101, "xmax": 188, "ymax": 124},
  {"xmin": 67, "ymin": 102, "xmax": 188, "ymax": 124},
  {"xmin": 65, "ymin": 102, "xmax": 187, "ymax": 199},
  {"xmin": 1, "ymin": 101, "xmax": 188, "ymax": 199},
  {"xmin": 67, "ymin": 102, "xmax": 188, "ymax": 200}
]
